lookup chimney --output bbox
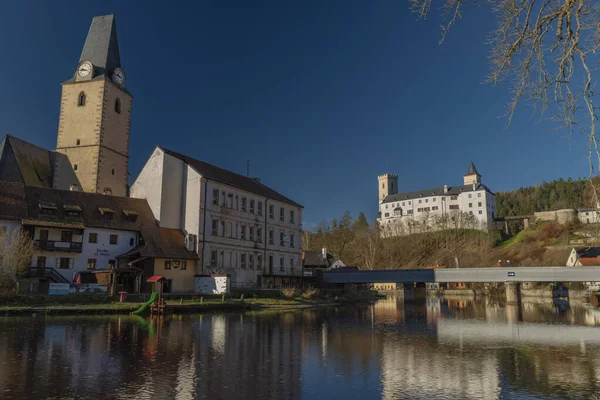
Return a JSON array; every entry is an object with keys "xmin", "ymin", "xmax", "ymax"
[
  {"xmin": 443, "ymin": 184, "xmax": 448, "ymax": 194},
  {"xmin": 322, "ymin": 247, "xmax": 327, "ymax": 260},
  {"xmin": 472, "ymin": 183, "xmax": 476, "ymax": 190}
]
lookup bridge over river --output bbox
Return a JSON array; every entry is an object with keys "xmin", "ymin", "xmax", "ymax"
[
  {"xmin": 322, "ymin": 266, "xmax": 600, "ymax": 303},
  {"xmin": 322, "ymin": 266, "xmax": 600, "ymax": 284}
]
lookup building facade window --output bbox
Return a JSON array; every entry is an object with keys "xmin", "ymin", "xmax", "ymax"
[
  {"xmin": 280, "ymin": 257, "xmax": 285, "ymax": 272},
  {"xmin": 249, "ymin": 254, "xmax": 254, "ymax": 268},
  {"xmin": 115, "ymin": 98, "xmax": 121, "ymax": 114},
  {"xmin": 241, "ymin": 197, "xmax": 247, "ymax": 212},
  {"xmin": 109, "ymin": 234, "xmax": 118, "ymax": 245},
  {"xmin": 280, "ymin": 231, "xmax": 285, "ymax": 246},
  {"xmin": 241, "ymin": 225, "xmax": 246, "ymax": 240},
  {"xmin": 257, "ymin": 254, "xmax": 262, "ymax": 268},
  {"xmin": 257, "ymin": 227, "xmax": 262, "ymax": 242},
  {"xmin": 228, "ymin": 193, "xmax": 233, "ymax": 208},
  {"xmin": 249, "ymin": 227, "xmax": 254, "ymax": 241},
  {"xmin": 212, "ymin": 189, "xmax": 219, "ymax": 205},
  {"xmin": 212, "ymin": 219, "xmax": 218, "ymax": 235},
  {"xmin": 211, "ymin": 250, "xmax": 217, "ymax": 266},
  {"xmin": 280, "ymin": 207, "xmax": 285, "ymax": 221},
  {"xmin": 61, "ymin": 231, "xmax": 73, "ymax": 242},
  {"xmin": 258, "ymin": 202, "xmax": 263, "ymax": 216},
  {"xmin": 250, "ymin": 200, "xmax": 255, "ymax": 214},
  {"xmin": 37, "ymin": 256, "xmax": 46, "ymax": 268},
  {"xmin": 78, "ymin": 92, "xmax": 86, "ymax": 107},
  {"xmin": 58, "ymin": 258, "xmax": 73, "ymax": 269},
  {"xmin": 241, "ymin": 254, "xmax": 246, "ymax": 268},
  {"xmin": 87, "ymin": 259, "xmax": 96, "ymax": 270},
  {"xmin": 468, "ymin": 203, "xmax": 472, "ymax": 208},
  {"xmin": 289, "ymin": 233, "xmax": 295, "ymax": 248},
  {"xmin": 269, "ymin": 229, "xmax": 274, "ymax": 245},
  {"xmin": 221, "ymin": 221, "xmax": 225, "ymax": 237}
]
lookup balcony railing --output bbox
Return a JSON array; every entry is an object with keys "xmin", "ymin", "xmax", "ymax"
[{"xmin": 34, "ymin": 240, "xmax": 83, "ymax": 252}]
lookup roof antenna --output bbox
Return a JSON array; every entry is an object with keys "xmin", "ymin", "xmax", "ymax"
[{"xmin": 246, "ymin": 160, "xmax": 251, "ymax": 177}]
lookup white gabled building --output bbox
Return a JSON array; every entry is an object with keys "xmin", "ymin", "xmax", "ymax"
[
  {"xmin": 131, "ymin": 146, "xmax": 304, "ymax": 287},
  {"xmin": 377, "ymin": 162, "xmax": 496, "ymax": 237}
]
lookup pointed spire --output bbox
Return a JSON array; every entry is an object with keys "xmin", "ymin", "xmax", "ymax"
[
  {"xmin": 464, "ymin": 161, "xmax": 480, "ymax": 176},
  {"xmin": 79, "ymin": 14, "xmax": 121, "ymax": 75}
]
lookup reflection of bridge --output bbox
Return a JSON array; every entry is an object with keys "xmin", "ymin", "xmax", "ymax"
[
  {"xmin": 322, "ymin": 266, "xmax": 600, "ymax": 284},
  {"xmin": 437, "ymin": 319, "xmax": 600, "ymax": 345}
]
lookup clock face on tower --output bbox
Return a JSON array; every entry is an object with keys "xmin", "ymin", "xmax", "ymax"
[
  {"xmin": 77, "ymin": 61, "xmax": 93, "ymax": 78},
  {"xmin": 112, "ymin": 68, "xmax": 125, "ymax": 86}
]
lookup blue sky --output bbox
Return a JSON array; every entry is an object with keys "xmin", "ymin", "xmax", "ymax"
[{"xmin": 0, "ymin": 1, "xmax": 591, "ymax": 229}]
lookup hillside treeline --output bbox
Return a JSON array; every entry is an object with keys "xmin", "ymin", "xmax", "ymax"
[{"xmin": 496, "ymin": 177, "xmax": 596, "ymax": 217}]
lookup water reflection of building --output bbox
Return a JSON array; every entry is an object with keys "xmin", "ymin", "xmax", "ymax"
[
  {"xmin": 380, "ymin": 336, "xmax": 500, "ymax": 400},
  {"xmin": 373, "ymin": 296, "xmax": 405, "ymax": 324}
]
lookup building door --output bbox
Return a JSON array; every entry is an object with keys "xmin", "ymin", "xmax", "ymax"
[{"xmin": 36, "ymin": 256, "xmax": 46, "ymax": 276}]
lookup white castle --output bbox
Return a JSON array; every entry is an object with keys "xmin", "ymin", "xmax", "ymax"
[{"xmin": 377, "ymin": 162, "xmax": 496, "ymax": 236}]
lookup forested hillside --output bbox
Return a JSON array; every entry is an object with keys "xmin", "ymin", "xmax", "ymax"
[{"xmin": 495, "ymin": 178, "xmax": 595, "ymax": 217}]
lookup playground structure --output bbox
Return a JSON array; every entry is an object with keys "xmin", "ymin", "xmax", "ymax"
[{"xmin": 130, "ymin": 276, "xmax": 167, "ymax": 316}]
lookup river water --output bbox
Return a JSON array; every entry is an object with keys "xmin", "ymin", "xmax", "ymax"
[{"xmin": 1, "ymin": 296, "xmax": 600, "ymax": 399}]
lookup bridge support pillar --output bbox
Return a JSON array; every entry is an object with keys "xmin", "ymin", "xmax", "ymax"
[
  {"xmin": 505, "ymin": 282, "xmax": 521, "ymax": 305},
  {"xmin": 523, "ymin": 218, "xmax": 529, "ymax": 229}
]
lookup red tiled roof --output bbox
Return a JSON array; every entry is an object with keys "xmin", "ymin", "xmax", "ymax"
[{"xmin": 578, "ymin": 257, "xmax": 600, "ymax": 266}]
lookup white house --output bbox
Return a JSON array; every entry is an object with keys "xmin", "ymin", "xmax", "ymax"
[
  {"xmin": 131, "ymin": 146, "xmax": 304, "ymax": 287},
  {"xmin": 377, "ymin": 162, "xmax": 496, "ymax": 237},
  {"xmin": 0, "ymin": 181, "xmax": 198, "ymax": 288}
]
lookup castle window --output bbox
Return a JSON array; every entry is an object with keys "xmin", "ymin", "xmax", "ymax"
[
  {"xmin": 103, "ymin": 187, "xmax": 113, "ymax": 196},
  {"xmin": 73, "ymin": 163, "xmax": 78, "ymax": 171},
  {"xmin": 78, "ymin": 92, "xmax": 86, "ymax": 107},
  {"xmin": 76, "ymin": 138, "xmax": 81, "ymax": 145},
  {"xmin": 115, "ymin": 98, "xmax": 121, "ymax": 114},
  {"xmin": 111, "ymin": 168, "xmax": 115, "ymax": 175}
]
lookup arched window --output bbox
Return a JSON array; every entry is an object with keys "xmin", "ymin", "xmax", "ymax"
[
  {"xmin": 78, "ymin": 92, "xmax": 86, "ymax": 107},
  {"xmin": 114, "ymin": 98, "xmax": 121, "ymax": 114}
]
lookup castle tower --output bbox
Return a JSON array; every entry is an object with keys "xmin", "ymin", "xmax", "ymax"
[
  {"xmin": 55, "ymin": 14, "xmax": 132, "ymax": 197},
  {"xmin": 378, "ymin": 174, "xmax": 398, "ymax": 202},
  {"xmin": 463, "ymin": 161, "xmax": 481, "ymax": 186}
]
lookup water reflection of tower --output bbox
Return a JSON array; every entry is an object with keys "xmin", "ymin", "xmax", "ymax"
[{"xmin": 426, "ymin": 295, "xmax": 442, "ymax": 326}]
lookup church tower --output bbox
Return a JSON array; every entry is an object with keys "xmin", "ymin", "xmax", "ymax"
[{"xmin": 55, "ymin": 14, "xmax": 132, "ymax": 197}]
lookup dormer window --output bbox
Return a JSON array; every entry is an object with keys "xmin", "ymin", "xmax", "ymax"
[
  {"xmin": 115, "ymin": 98, "xmax": 121, "ymax": 114},
  {"xmin": 78, "ymin": 92, "xmax": 86, "ymax": 107},
  {"xmin": 64, "ymin": 204, "xmax": 82, "ymax": 217},
  {"xmin": 39, "ymin": 202, "xmax": 57, "ymax": 214},
  {"xmin": 103, "ymin": 187, "xmax": 113, "ymax": 196},
  {"xmin": 122, "ymin": 210, "xmax": 139, "ymax": 222},
  {"xmin": 98, "ymin": 207, "xmax": 115, "ymax": 220}
]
